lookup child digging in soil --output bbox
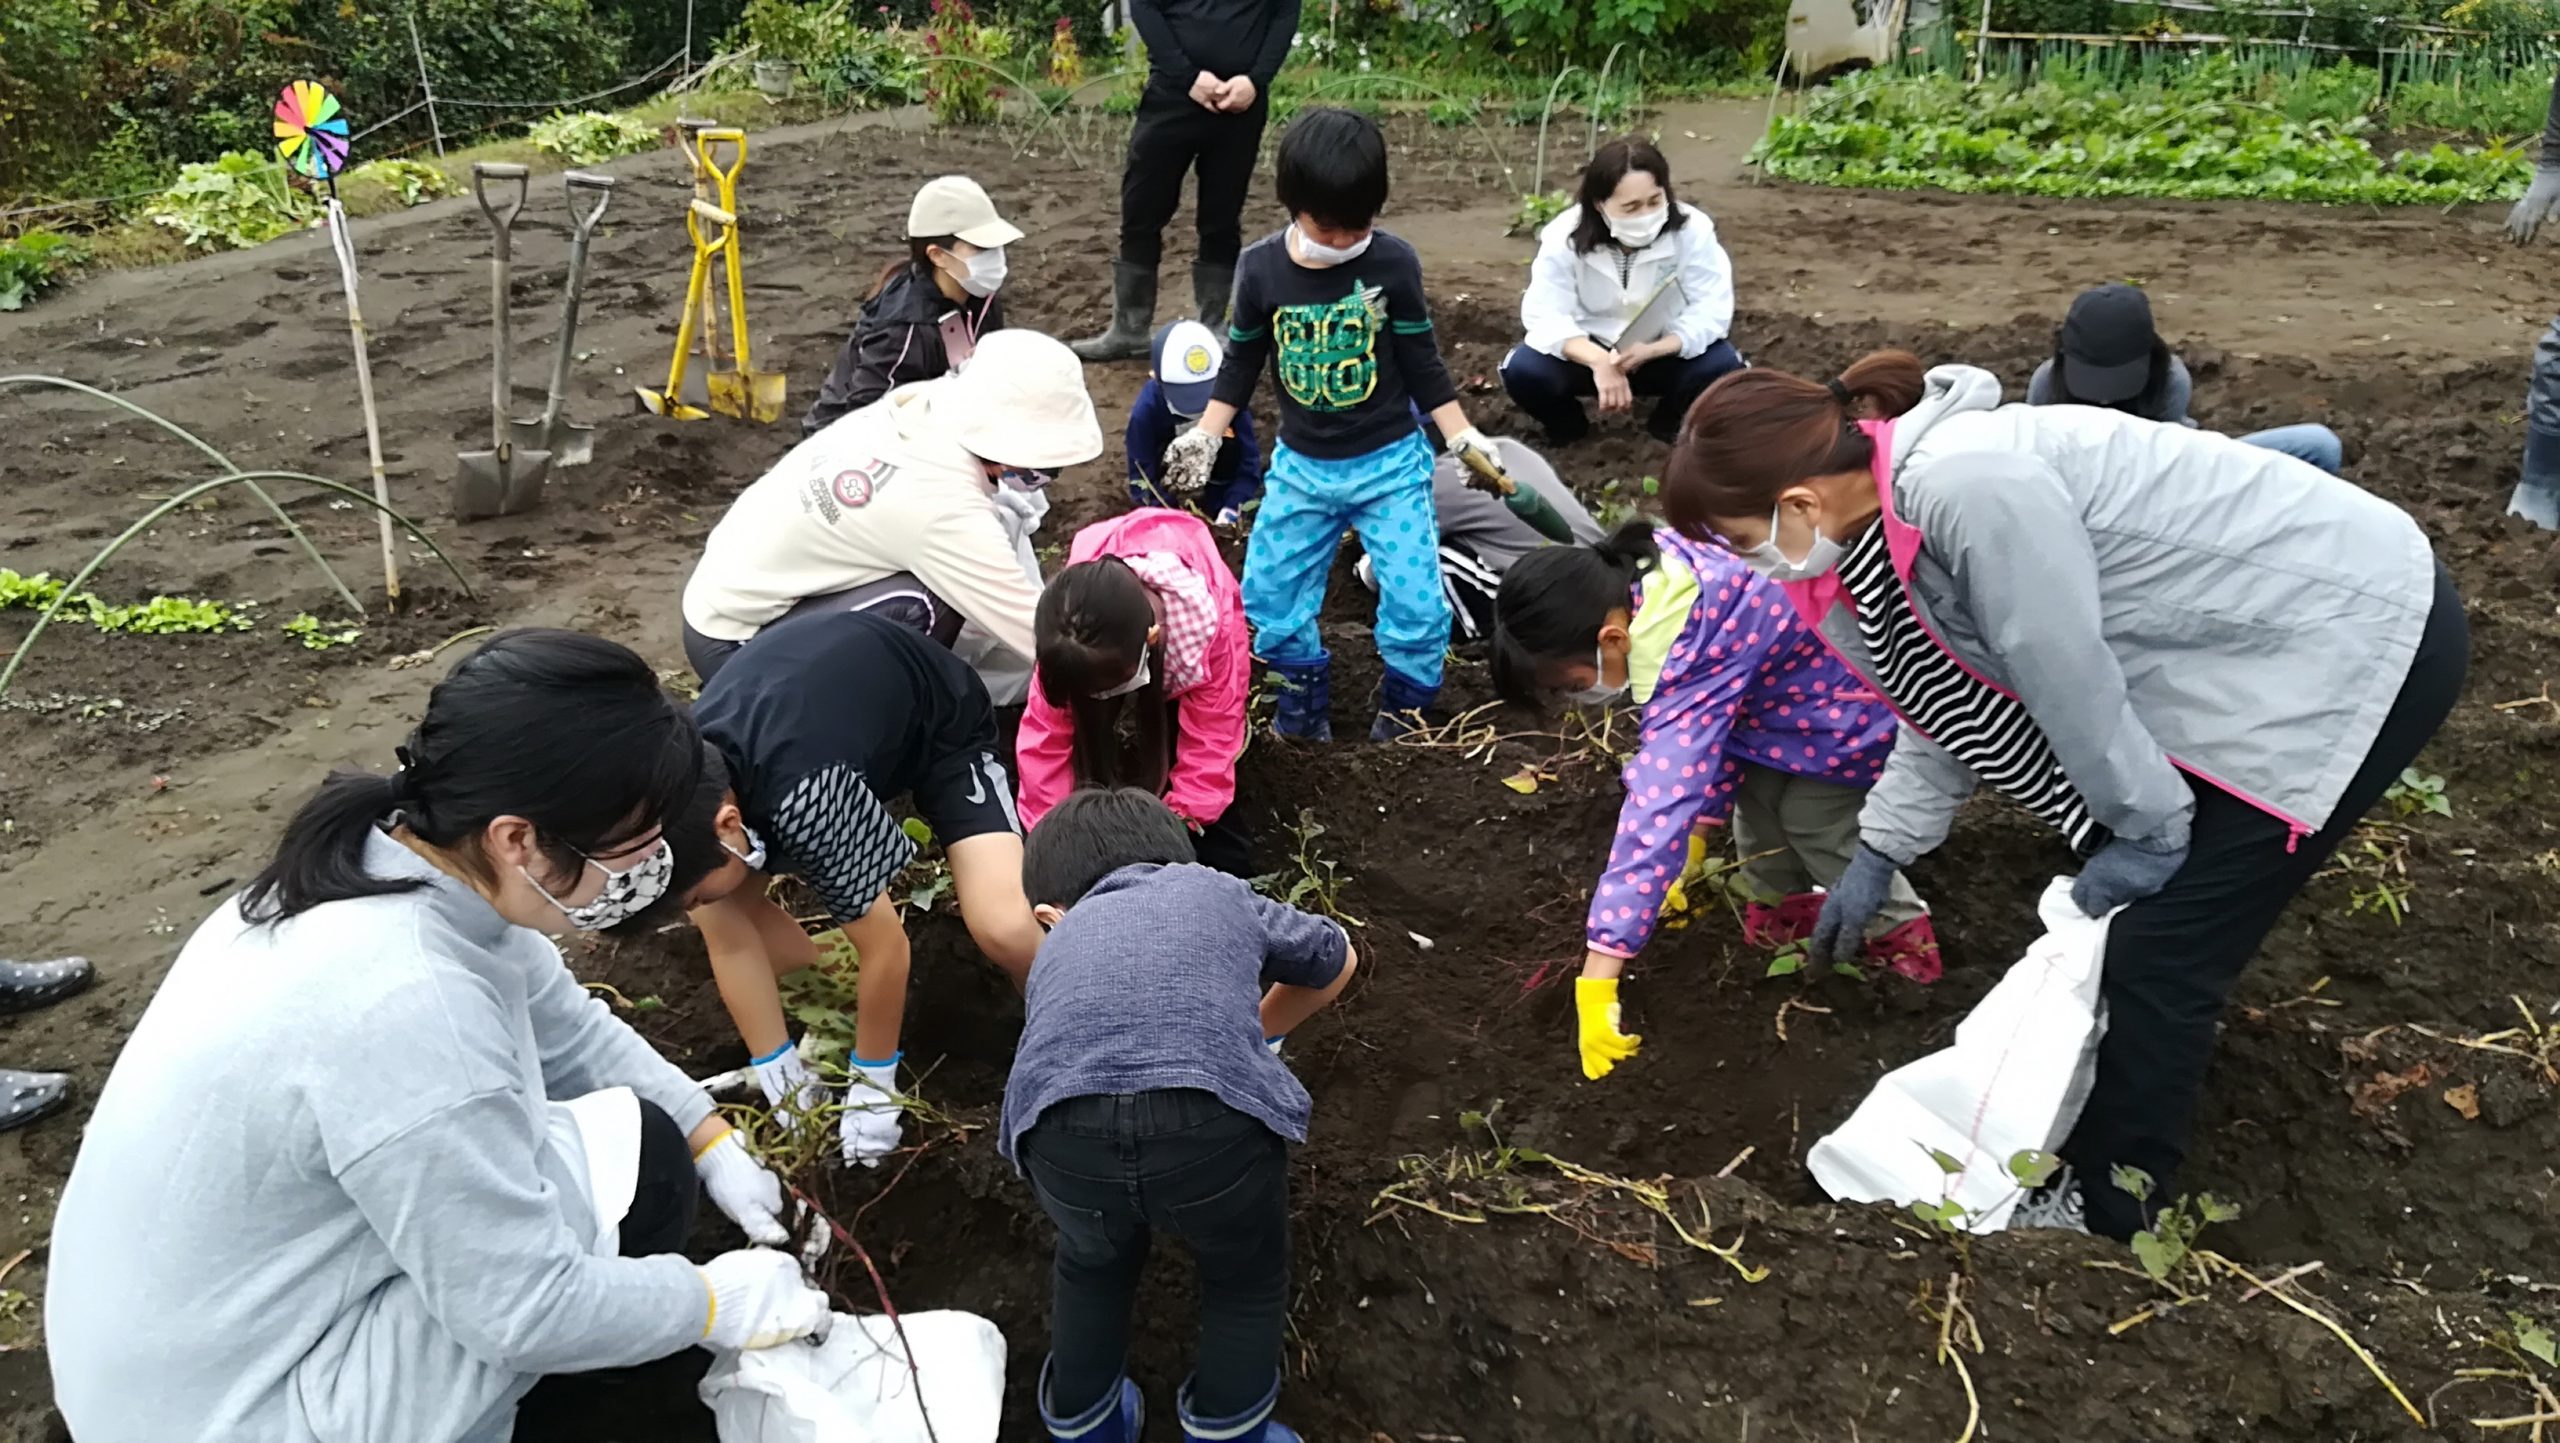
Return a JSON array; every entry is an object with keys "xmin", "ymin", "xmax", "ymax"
[
  {"xmin": 1160, "ymin": 105, "xmax": 1510, "ymax": 742},
  {"xmin": 1493, "ymin": 522, "xmax": 1938, "ymax": 1082},
  {"xmin": 1010, "ymin": 787, "xmax": 1358, "ymax": 1443},
  {"xmin": 1017, "ymin": 507, "xmax": 1256, "ymax": 874}
]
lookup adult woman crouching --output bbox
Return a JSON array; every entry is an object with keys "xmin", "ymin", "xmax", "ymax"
[
  {"xmin": 48, "ymin": 631, "xmax": 829, "ymax": 1443},
  {"xmin": 1663, "ymin": 353, "xmax": 2467, "ymax": 1238}
]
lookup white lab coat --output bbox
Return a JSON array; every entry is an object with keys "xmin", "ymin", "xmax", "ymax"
[{"xmin": 1519, "ymin": 202, "xmax": 1735, "ymax": 360}]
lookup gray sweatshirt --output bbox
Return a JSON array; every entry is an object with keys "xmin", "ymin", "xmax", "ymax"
[
  {"xmin": 48, "ymin": 829, "xmax": 719, "ymax": 1443},
  {"xmin": 1430, "ymin": 436, "xmax": 1606, "ymax": 571}
]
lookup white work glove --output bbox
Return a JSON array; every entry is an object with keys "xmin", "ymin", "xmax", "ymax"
[
  {"xmin": 840, "ymin": 1052, "xmax": 904, "ymax": 1169},
  {"xmin": 2511, "ymin": 167, "xmax": 2560, "ymax": 245},
  {"xmin": 1160, "ymin": 427, "xmax": 1220, "ymax": 498},
  {"xmin": 698, "ymin": 1248, "xmax": 832, "ymax": 1351},
  {"xmin": 750, "ymin": 1041, "xmax": 824, "ymax": 1115},
  {"xmin": 1445, "ymin": 426, "xmax": 1503, "ymax": 478},
  {"xmin": 694, "ymin": 1130, "xmax": 790, "ymax": 1246}
]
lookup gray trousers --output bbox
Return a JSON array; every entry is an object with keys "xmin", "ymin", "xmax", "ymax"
[{"xmin": 1729, "ymin": 762, "xmax": 1926, "ymax": 931}]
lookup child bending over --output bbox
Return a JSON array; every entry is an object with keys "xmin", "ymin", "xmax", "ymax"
[{"xmin": 1011, "ymin": 788, "xmax": 1357, "ymax": 1443}]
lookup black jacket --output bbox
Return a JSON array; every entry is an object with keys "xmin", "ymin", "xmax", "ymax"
[
  {"xmin": 1129, "ymin": 0, "xmax": 1301, "ymax": 97},
  {"xmin": 800, "ymin": 264, "xmax": 1004, "ymax": 437}
]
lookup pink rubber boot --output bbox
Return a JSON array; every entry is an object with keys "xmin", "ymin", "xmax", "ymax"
[
  {"xmin": 1743, "ymin": 892, "xmax": 1823, "ymax": 948},
  {"xmin": 1866, "ymin": 914, "xmax": 1943, "ymax": 984}
]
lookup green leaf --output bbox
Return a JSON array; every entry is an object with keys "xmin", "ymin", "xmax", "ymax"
[
  {"xmin": 2130, "ymin": 1229, "xmax": 2174, "ymax": 1281},
  {"xmin": 901, "ymin": 816, "xmax": 935, "ymax": 847},
  {"xmin": 1764, "ymin": 954, "xmax": 1803, "ymax": 978},
  {"xmin": 2007, "ymin": 1149, "xmax": 2062, "ymax": 1189},
  {"xmin": 2198, "ymin": 1195, "xmax": 2242, "ymax": 1224},
  {"xmin": 1926, "ymin": 1146, "xmax": 1965, "ymax": 1176},
  {"xmin": 2511, "ymin": 1312, "xmax": 2557, "ymax": 1366},
  {"xmin": 2109, "ymin": 1163, "xmax": 2155, "ymax": 1202},
  {"xmin": 1831, "ymin": 960, "xmax": 1867, "ymax": 980}
]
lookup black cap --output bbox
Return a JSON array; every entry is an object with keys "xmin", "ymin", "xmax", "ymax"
[{"xmin": 2057, "ymin": 283, "xmax": 2158, "ymax": 405}]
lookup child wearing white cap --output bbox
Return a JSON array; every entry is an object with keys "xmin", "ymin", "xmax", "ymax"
[
  {"xmin": 1127, "ymin": 319, "xmax": 1264, "ymax": 524},
  {"xmin": 802, "ymin": 175, "xmax": 1025, "ymax": 437}
]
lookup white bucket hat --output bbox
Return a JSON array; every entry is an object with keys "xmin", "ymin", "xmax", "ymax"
[
  {"xmin": 907, "ymin": 175, "xmax": 1023, "ymax": 249},
  {"xmin": 945, "ymin": 330, "xmax": 1104, "ymax": 470}
]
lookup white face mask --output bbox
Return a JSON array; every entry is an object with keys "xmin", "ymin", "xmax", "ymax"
[
  {"xmin": 523, "ymin": 838, "xmax": 674, "ymax": 931},
  {"xmin": 1292, "ymin": 224, "xmax": 1372, "ymax": 266},
  {"xmin": 721, "ymin": 823, "xmax": 767, "ymax": 872},
  {"xmin": 1570, "ymin": 640, "xmax": 1628, "ymax": 706},
  {"xmin": 1095, "ymin": 654, "xmax": 1151, "ymax": 699},
  {"xmin": 1606, "ymin": 206, "xmax": 1667, "ymax": 248},
  {"xmin": 953, "ymin": 245, "xmax": 1007, "ymax": 298},
  {"xmin": 1739, "ymin": 502, "xmax": 1845, "ymax": 584}
]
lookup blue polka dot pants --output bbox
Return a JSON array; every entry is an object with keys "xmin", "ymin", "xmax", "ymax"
[{"xmin": 1242, "ymin": 430, "xmax": 1451, "ymax": 688}]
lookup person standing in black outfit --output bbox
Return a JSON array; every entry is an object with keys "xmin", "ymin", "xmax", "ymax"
[{"xmin": 1072, "ymin": 0, "xmax": 1303, "ymax": 361}]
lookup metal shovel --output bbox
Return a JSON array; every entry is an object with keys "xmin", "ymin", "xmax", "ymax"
[
  {"xmin": 455, "ymin": 162, "xmax": 553, "ymax": 520},
  {"xmin": 510, "ymin": 170, "xmax": 614, "ymax": 467}
]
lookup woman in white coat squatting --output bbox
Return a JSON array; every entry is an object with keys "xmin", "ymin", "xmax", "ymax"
[
  {"xmin": 1501, "ymin": 136, "xmax": 1747, "ymax": 446},
  {"xmin": 1663, "ymin": 353, "xmax": 2468, "ymax": 1243},
  {"xmin": 47, "ymin": 631, "xmax": 832, "ymax": 1443}
]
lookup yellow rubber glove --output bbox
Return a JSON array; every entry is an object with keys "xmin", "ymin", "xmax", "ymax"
[
  {"xmin": 1658, "ymin": 830, "xmax": 1714, "ymax": 930},
  {"xmin": 1575, "ymin": 976, "xmax": 1642, "ymax": 1080}
]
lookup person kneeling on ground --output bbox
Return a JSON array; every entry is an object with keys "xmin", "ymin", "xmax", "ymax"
[
  {"xmin": 666, "ymin": 609, "xmax": 1044, "ymax": 1170},
  {"xmin": 1012, "ymin": 787, "xmax": 1357, "ymax": 1443},
  {"xmin": 47, "ymin": 631, "xmax": 830, "ymax": 1443},
  {"xmin": 1129, "ymin": 319, "xmax": 1264, "ymax": 524},
  {"xmin": 2028, "ymin": 282, "xmax": 2344, "ymax": 473},
  {"xmin": 1668, "ymin": 351, "xmax": 2464, "ymax": 1239},
  {"xmin": 682, "ymin": 329, "xmax": 1105, "ymax": 704},
  {"xmin": 1162, "ymin": 107, "xmax": 1506, "ymax": 742},
  {"xmin": 1018, "ymin": 507, "xmax": 1255, "ymax": 874},
  {"xmin": 1493, "ymin": 522, "xmax": 1935, "ymax": 1082},
  {"xmin": 1501, "ymin": 137, "xmax": 1745, "ymax": 446},
  {"xmin": 1355, "ymin": 433, "xmax": 1603, "ymax": 645},
  {"xmin": 802, "ymin": 175, "xmax": 1020, "ymax": 438}
]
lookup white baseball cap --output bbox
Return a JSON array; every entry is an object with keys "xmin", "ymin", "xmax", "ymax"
[
  {"xmin": 907, "ymin": 175, "xmax": 1023, "ymax": 249},
  {"xmin": 1151, "ymin": 319, "xmax": 1222, "ymax": 417},
  {"xmin": 946, "ymin": 330, "xmax": 1104, "ymax": 469}
]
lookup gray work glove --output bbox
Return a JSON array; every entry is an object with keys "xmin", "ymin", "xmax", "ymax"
[
  {"xmin": 2511, "ymin": 168, "xmax": 2560, "ymax": 245},
  {"xmin": 2069, "ymin": 829, "xmax": 2190, "ymax": 918},
  {"xmin": 1808, "ymin": 845, "xmax": 1902, "ymax": 966}
]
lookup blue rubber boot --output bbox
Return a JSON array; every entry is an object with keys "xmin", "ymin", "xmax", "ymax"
[
  {"xmin": 1367, "ymin": 666, "xmax": 1441, "ymax": 742},
  {"xmin": 1041, "ymin": 1358, "xmax": 1145, "ymax": 1443},
  {"xmin": 1265, "ymin": 658, "xmax": 1332, "ymax": 742},
  {"xmin": 1179, "ymin": 1375, "xmax": 1299, "ymax": 1443},
  {"xmin": 2512, "ymin": 425, "xmax": 2560, "ymax": 531}
]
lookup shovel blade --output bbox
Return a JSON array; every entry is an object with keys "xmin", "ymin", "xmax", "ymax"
[
  {"xmin": 708, "ymin": 370, "xmax": 788, "ymax": 425},
  {"xmin": 546, "ymin": 421, "xmax": 597, "ymax": 468},
  {"xmin": 454, "ymin": 449, "xmax": 555, "ymax": 521},
  {"xmin": 636, "ymin": 387, "xmax": 711, "ymax": 422}
]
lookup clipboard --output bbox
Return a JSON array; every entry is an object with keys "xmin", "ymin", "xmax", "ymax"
[{"xmin": 1610, "ymin": 277, "xmax": 1686, "ymax": 350}]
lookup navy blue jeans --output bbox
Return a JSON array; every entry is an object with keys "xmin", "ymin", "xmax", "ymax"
[
  {"xmin": 1020, "ymin": 1089, "xmax": 1289, "ymax": 1421},
  {"xmin": 1499, "ymin": 339, "xmax": 1747, "ymax": 444}
]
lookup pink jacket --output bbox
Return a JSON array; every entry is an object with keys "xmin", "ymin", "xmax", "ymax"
[{"xmin": 1015, "ymin": 509, "xmax": 1250, "ymax": 832}]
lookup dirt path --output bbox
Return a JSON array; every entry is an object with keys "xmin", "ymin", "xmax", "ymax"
[{"xmin": 3, "ymin": 103, "xmax": 2558, "ymax": 1440}]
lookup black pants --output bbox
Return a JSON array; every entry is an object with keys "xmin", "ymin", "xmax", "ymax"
[
  {"xmin": 2064, "ymin": 561, "xmax": 2469, "ymax": 1239},
  {"xmin": 682, "ymin": 573, "xmax": 965, "ymax": 683},
  {"xmin": 1120, "ymin": 88, "xmax": 1268, "ymax": 270},
  {"xmin": 1021, "ymin": 1089, "xmax": 1289, "ymax": 1421},
  {"xmin": 620, "ymin": 1100, "xmax": 701, "ymax": 1257},
  {"xmin": 1499, "ymin": 340, "xmax": 1747, "ymax": 445}
]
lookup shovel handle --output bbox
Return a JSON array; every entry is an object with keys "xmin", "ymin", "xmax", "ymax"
[
  {"xmin": 694, "ymin": 128, "xmax": 746, "ymax": 207},
  {"xmin": 472, "ymin": 162, "xmax": 530, "ymax": 249},
  {"xmin": 689, "ymin": 198, "xmax": 738, "ymax": 233},
  {"xmin": 563, "ymin": 171, "xmax": 615, "ymax": 237}
]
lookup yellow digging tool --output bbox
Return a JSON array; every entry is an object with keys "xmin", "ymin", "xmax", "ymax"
[
  {"xmin": 636, "ymin": 198, "xmax": 734, "ymax": 422},
  {"xmin": 693, "ymin": 127, "xmax": 785, "ymax": 424}
]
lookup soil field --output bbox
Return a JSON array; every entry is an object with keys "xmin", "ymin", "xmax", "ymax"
[{"xmin": 4, "ymin": 99, "xmax": 2560, "ymax": 1441}]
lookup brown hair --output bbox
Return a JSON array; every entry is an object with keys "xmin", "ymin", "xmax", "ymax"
[{"xmin": 1660, "ymin": 350, "xmax": 1927, "ymax": 541}]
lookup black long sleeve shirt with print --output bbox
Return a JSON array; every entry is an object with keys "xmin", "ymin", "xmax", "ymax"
[{"xmin": 1211, "ymin": 228, "xmax": 1460, "ymax": 462}]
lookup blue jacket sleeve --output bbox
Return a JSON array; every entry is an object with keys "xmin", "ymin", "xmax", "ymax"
[
  {"xmin": 1128, "ymin": 381, "xmax": 1175, "ymax": 492},
  {"xmin": 1229, "ymin": 406, "xmax": 1263, "ymax": 488}
]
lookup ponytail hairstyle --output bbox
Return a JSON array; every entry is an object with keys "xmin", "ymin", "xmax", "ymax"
[
  {"xmin": 1660, "ymin": 349, "xmax": 1927, "ymax": 543},
  {"xmin": 1491, "ymin": 521, "xmax": 1664, "ymax": 705},
  {"xmin": 1035, "ymin": 558, "xmax": 1172, "ymax": 796},
  {"xmin": 240, "ymin": 629, "xmax": 702, "ymax": 924}
]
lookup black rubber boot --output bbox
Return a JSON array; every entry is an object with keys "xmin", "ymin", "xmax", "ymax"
[
  {"xmin": 1193, "ymin": 261, "xmax": 1236, "ymax": 337},
  {"xmin": 0, "ymin": 955, "xmax": 92, "ymax": 1015},
  {"xmin": 2512, "ymin": 425, "xmax": 2560, "ymax": 530},
  {"xmin": 1072, "ymin": 261, "xmax": 1157, "ymax": 363}
]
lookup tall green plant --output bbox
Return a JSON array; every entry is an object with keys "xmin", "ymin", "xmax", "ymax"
[{"xmin": 141, "ymin": 151, "xmax": 317, "ymax": 253}]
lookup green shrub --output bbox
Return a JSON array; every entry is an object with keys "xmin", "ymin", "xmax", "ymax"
[
  {"xmin": 1428, "ymin": 95, "xmax": 1484, "ymax": 126},
  {"xmin": 525, "ymin": 110, "xmax": 662, "ymax": 164},
  {"xmin": 141, "ymin": 151, "xmax": 319, "ymax": 253},
  {"xmin": 0, "ymin": 230, "xmax": 86, "ymax": 311},
  {"xmin": 346, "ymin": 157, "xmax": 454, "ymax": 206},
  {"xmin": 923, "ymin": 0, "xmax": 1016, "ymax": 127}
]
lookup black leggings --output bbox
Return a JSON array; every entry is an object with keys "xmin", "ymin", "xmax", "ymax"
[
  {"xmin": 620, "ymin": 1100, "xmax": 701, "ymax": 1257},
  {"xmin": 2064, "ymin": 561, "xmax": 2469, "ymax": 1238}
]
